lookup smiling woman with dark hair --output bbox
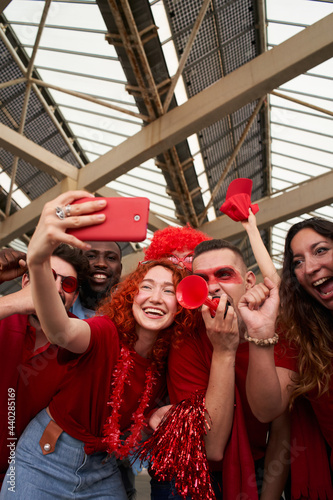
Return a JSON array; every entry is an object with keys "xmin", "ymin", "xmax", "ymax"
[
  {"xmin": 279, "ymin": 218, "xmax": 333, "ymax": 458},
  {"xmin": 245, "ymin": 216, "xmax": 333, "ymax": 491}
]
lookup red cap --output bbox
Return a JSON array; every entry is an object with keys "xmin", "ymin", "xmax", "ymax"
[{"xmin": 219, "ymin": 178, "xmax": 259, "ymax": 222}]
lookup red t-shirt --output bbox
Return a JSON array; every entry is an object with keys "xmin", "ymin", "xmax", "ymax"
[
  {"xmin": 0, "ymin": 315, "xmax": 68, "ymax": 483},
  {"xmin": 308, "ymin": 361, "xmax": 333, "ymax": 467},
  {"xmin": 167, "ymin": 327, "xmax": 298, "ymax": 463},
  {"xmin": 49, "ymin": 315, "xmax": 167, "ymax": 454}
]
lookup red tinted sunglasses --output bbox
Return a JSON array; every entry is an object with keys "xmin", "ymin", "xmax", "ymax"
[
  {"xmin": 52, "ymin": 269, "xmax": 78, "ymax": 293},
  {"xmin": 167, "ymin": 252, "xmax": 193, "ymax": 271}
]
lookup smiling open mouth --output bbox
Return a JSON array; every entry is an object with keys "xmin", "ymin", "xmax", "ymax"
[
  {"xmin": 313, "ymin": 276, "xmax": 333, "ymax": 297},
  {"xmin": 91, "ymin": 273, "xmax": 109, "ymax": 282},
  {"xmin": 143, "ymin": 308, "xmax": 165, "ymax": 316}
]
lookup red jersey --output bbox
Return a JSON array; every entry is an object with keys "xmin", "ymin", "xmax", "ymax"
[
  {"xmin": 49, "ymin": 315, "xmax": 167, "ymax": 454},
  {"xmin": 0, "ymin": 314, "xmax": 69, "ymax": 483},
  {"xmin": 167, "ymin": 327, "xmax": 298, "ymax": 462}
]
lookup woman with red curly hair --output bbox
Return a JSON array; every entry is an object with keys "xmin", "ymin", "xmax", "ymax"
[
  {"xmin": 0, "ymin": 192, "xmax": 196, "ymax": 500},
  {"xmin": 144, "ymin": 224, "xmax": 211, "ymax": 272}
]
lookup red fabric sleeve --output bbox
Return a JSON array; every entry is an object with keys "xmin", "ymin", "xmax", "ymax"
[{"xmin": 167, "ymin": 331, "xmax": 210, "ymax": 405}]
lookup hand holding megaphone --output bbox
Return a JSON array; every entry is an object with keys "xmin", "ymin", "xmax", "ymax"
[{"xmin": 176, "ymin": 275, "xmax": 220, "ymax": 317}]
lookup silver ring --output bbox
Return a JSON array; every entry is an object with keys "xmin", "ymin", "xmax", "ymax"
[
  {"xmin": 65, "ymin": 204, "xmax": 71, "ymax": 217},
  {"xmin": 55, "ymin": 206, "xmax": 65, "ymax": 220}
]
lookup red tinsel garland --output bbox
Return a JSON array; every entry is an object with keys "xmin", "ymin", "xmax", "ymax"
[
  {"xmin": 135, "ymin": 391, "xmax": 216, "ymax": 500},
  {"xmin": 103, "ymin": 346, "xmax": 157, "ymax": 459}
]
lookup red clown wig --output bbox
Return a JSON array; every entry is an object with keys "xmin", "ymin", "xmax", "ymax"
[{"xmin": 144, "ymin": 224, "xmax": 211, "ymax": 260}]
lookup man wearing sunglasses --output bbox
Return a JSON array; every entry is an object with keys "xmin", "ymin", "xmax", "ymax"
[{"xmin": 0, "ymin": 244, "xmax": 89, "ymax": 487}]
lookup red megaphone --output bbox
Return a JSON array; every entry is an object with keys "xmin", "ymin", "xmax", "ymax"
[{"xmin": 176, "ymin": 275, "xmax": 219, "ymax": 316}]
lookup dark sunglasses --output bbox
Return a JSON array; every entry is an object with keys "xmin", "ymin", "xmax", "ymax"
[{"xmin": 52, "ymin": 269, "xmax": 78, "ymax": 293}]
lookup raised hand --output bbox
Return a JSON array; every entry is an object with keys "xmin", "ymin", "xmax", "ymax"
[
  {"xmin": 240, "ymin": 207, "xmax": 257, "ymax": 231},
  {"xmin": 201, "ymin": 294, "xmax": 239, "ymax": 354},
  {"xmin": 27, "ymin": 191, "xmax": 106, "ymax": 266},
  {"xmin": 0, "ymin": 248, "xmax": 27, "ymax": 283},
  {"xmin": 237, "ymin": 278, "xmax": 279, "ymax": 339}
]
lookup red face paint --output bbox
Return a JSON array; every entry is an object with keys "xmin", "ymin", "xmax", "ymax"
[{"xmin": 193, "ymin": 266, "xmax": 243, "ymax": 285}]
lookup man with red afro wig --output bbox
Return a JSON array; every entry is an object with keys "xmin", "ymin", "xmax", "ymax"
[{"xmin": 144, "ymin": 224, "xmax": 211, "ymax": 271}]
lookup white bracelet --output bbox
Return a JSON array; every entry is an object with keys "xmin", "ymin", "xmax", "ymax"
[{"xmin": 244, "ymin": 332, "xmax": 279, "ymax": 347}]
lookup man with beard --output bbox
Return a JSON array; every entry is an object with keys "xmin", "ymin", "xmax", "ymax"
[
  {"xmin": 0, "ymin": 244, "xmax": 88, "ymax": 487},
  {"xmin": 70, "ymin": 241, "xmax": 122, "ymax": 319}
]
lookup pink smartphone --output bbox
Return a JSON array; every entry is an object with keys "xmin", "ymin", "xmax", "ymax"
[{"xmin": 67, "ymin": 197, "xmax": 150, "ymax": 242}]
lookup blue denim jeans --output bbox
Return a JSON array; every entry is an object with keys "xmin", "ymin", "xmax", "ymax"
[
  {"xmin": 150, "ymin": 472, "xmax": 223, "ymax": 500},
  {"xmin": 0, "ymin": 409, "xmax": 127, "ymax": 499},
  {"xmin": 150, "ymin": 478, "xmax": 183, "ymax": 500}
]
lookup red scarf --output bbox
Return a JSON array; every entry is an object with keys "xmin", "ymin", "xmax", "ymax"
[{"xmin": 137, "ymin": 388, "xmax": 258, "ymax": 499}]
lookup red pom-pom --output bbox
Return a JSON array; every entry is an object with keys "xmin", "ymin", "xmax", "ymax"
[{"xmin": 135, "ymin": 391, "xmax": 216, "ymax": 500}]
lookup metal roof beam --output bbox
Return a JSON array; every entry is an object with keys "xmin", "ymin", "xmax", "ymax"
[
  {"xmin": 1, "ymin": 14, "xmax": 333, "ymax": 244},
  {"xmin": 105, "ymin": 0, "xmax": 200, "ymax": 225},
  {"xmin": 0, "ymin": 179, "xmax": 78, "ymax": 245},
  {"xmin": 0, "ymin": 27, "xmax": 86, "ymax": 168},
  {"xmin": 23, "ymin": 44, "xmax": 119, "ymax": 61},
  {"xmin": 29, "ymin": 78, "xmax": 149, "ymax": 122},
  {"xmin": 0, "ymin": 124, "xmax": 79, "ymax": 181},
  {"xmin": 0, "ymin": 0, "xmax": 11, "ymax": 14},
  {"xmin": 163, "ymin": 0, "xmax": 211, "ymax": 113},
  {"xmin": 271, "ymin": 90, "xmax": 333, "ymax": 117},
  {"xmin": 3, "ymin": 169, "xmax": 331, "ymax": 248},
  {"xmin": 198, "ymin": 96, "xmax": 265, "ymax": 224},
  {"xmin": 77, "ymin": 13, "xmax": 333, "ymax": 192},
  {"xmin": 5, "ymin": 0, "xmax": 51, "ymax": 215}
]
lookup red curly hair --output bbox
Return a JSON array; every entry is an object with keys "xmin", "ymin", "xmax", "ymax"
[
  {"xmin": 98, "ymin": 259, "xmax": 198, "ymax": 371},
  {"xmin": 144, "ymin": 224, "xmax": 211, "ymax": 260}
]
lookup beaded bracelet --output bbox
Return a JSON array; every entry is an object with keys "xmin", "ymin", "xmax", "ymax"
[{"xmin": 244, "ymin": 332, "xmax": 279, "ymax": 347}]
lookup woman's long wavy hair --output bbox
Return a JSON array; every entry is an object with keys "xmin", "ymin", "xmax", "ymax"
[
  {"xmin": 98, "ymin": 259, "xmax": 198, "ymax": 372},
  {"xmin": 279, "ymin": 218, "xmax": 333, "ymax": 403}
]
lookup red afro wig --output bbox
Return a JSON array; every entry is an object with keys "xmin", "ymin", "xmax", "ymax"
[{"xmin": 144, "ymin": 224, "xmax": 211, "ymax": 260}]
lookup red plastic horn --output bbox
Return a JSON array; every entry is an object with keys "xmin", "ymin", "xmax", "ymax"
[{"xmin": 176, "ymin": 275, "xmax": 218, "ymax": 315}]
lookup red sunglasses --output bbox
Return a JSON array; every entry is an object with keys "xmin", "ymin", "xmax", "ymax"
[
  {"xmin": 167, "ymin": 252, "xmax": 194, "ymax": 271},
  {"xmin": 52, "ymin": 269, "xmax": 78, "ymax": 293}
]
